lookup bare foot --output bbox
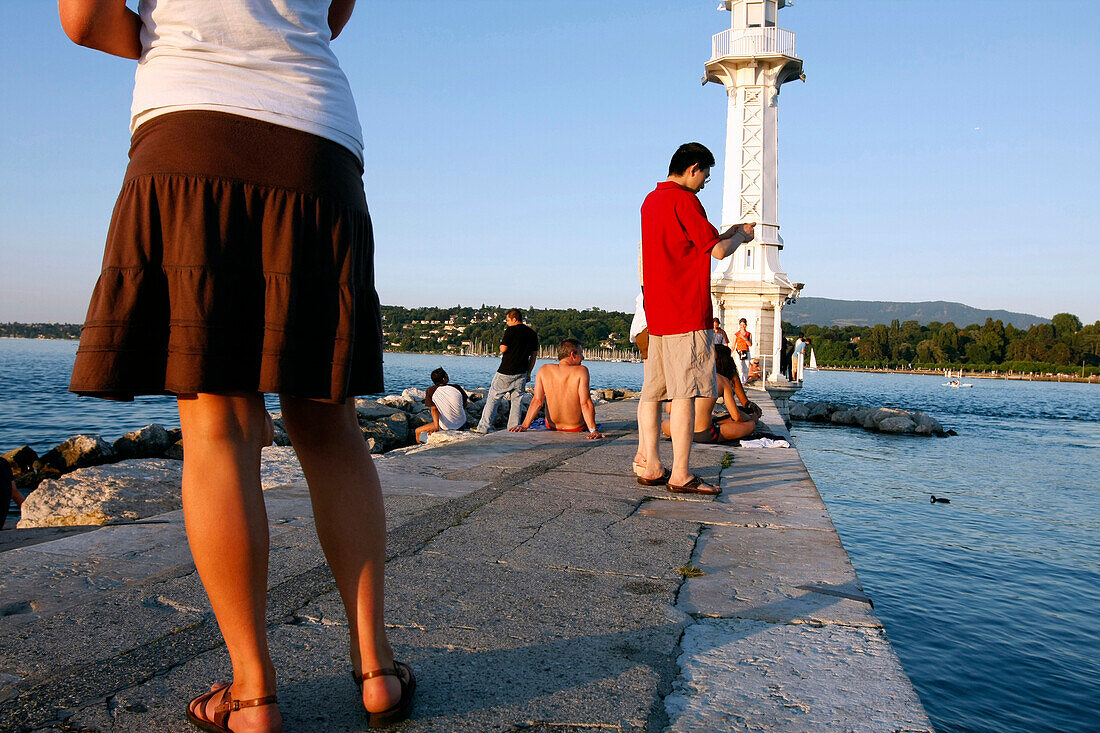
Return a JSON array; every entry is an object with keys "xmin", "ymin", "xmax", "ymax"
[{"xmin": 362, "ymin": 674, "xmax": 403, "ymax": 714}]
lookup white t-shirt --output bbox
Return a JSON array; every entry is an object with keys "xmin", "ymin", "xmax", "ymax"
[
  {"xmin": 131, "ymin": 0, "xmax": 363, "ymax": 161},
  {"xmin": 427, "ymin": 385, "xmax": 467, "ymax": 431}
]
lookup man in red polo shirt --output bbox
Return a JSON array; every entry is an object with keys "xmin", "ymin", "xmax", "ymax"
[{"xmin": 636, "ymin": 142, "xmax": 754, "ymax": 495}]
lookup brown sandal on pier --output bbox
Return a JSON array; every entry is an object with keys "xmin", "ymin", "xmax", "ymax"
[
  {"xmin": 667, "ymin": 474, "xmax": 721, "ymax": 496},
  {"xmin": 186, "ymin": 683, "xmax": 278, "ymax": 733},
  {"xmin": 352, "ymin": 660, "xmax": 416, "ymax": 728}
]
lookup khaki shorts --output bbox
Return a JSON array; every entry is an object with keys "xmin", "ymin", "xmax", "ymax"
[{"xmin": 641, "ymin": 330, "xmax": 718, "ymax": 401}]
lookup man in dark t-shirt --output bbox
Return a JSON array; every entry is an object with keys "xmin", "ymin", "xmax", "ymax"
[{"xmin": 474, "ymin": 309, "xmax": 539, "ymax": 432}]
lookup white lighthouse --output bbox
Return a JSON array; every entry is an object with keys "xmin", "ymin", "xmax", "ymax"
[{"xmin": 706, "ymin": 0, "xmax": 804, "ymax": 386}]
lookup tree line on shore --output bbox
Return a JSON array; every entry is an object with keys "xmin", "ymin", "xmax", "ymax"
[
  {"xmin": 5, "ymin": 308, "xmax": 1097, "ymax": 376},
  {"xmin": 1, "ymin": 306, "xmax": 636, "ymax": 355},
  {"xmin": 380, "ymin": 305, "xmax": 633, "ymax": 354},
  {"xmin": 787, "ymin": 313, "xmax": 1100, "ymax": 376}
]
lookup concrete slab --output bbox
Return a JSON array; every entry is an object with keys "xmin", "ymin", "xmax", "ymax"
[
  {"xmin": 666, "ymin": 618, "xmax": 933, "ymax": 732},
  {"xmin": 677, "ymin": 525, "xmax": 878, "ymax": 626},
  {"xmin": 638, "ymin": 495, "xmax": 835, "ymax": 532},
  {"xmin": 375, "ymin": 465, "xmax": 489, "ymax": 498}
]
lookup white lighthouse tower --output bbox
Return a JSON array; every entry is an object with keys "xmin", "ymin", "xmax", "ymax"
[{"xmin": 706, "ymin": 0, "xmax": 804, "ymax": 387}]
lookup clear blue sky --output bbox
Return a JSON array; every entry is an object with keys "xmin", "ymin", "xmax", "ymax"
[{"xmin": 2, "ymin": 1, "xmax": 1097, "ymax": 323}]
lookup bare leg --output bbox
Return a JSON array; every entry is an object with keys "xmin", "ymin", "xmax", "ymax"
[
  {"xmin": 414, "ymin": 422, "xmax": 437, "ymax": 443},
  {"xmin": 634, "ymin": 400, "xmax": 649, "ymax": 469},
  {"xmin": 668, "ymin": 397, "xmax": 695, "ymax": 486},
  {"xmin": 637, "ymin": 399, "xmax": 665, "ymax": 482},
  {"xmin": 178, "ymin": 392, "xmax": 281, "ymax": 733},
  {"xmin": 279, "ymin": 396, "xmax": 401, "ymax": 714},
  {"xmin": 717, "ymin": 416, "xmax": 757, "ymax": 441}
]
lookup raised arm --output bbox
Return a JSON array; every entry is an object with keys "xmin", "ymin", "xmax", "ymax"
[
  {"xmin": 328, "ymin": 0, "xmax": 356, "ymax": 39},
  {"xmin": 59, "ymin": 0, "xmax": 142, "ymax": 59},
  {"xmin": 711, "ymin": 223, "xmax": 755, "ymax": 260},
  {"xmin": 510, "ymin": 370, "xmax": 545, "ymax": 432},
  {"xmin": 577, "ymin": 369, "xmax": 602, "ymax": 439}
]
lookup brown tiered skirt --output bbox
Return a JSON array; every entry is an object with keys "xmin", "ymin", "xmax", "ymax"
[{"xmin": 69, "ymin": 111, "xmax": 384, "ymax": 402}]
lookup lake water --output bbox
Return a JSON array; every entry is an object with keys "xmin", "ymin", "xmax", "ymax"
[
  {"xmin": 793, "ymin": 370, "xmax": 1099, "ymax": 733},
  {"xmin": 1, "ymin": 338, "xmax": 1097, "ymax": 732}
]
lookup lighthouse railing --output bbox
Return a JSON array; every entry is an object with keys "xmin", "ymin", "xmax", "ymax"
[{"xmin": 711, "ymin": 28, "xmax": 796, "ymax": 60}]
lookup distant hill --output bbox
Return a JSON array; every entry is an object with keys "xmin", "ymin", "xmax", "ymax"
[{"xmin": 784, "ymin": 298, "xmax": 1050, "ymax": 329}]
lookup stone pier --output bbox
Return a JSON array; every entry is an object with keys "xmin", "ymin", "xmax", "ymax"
[{"xmin": 0, "ymin": 392, "xmax": 932, "ymax": 731}]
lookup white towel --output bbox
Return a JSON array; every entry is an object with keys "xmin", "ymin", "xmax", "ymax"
[{"xmin": 740, "ymin": 437, "xmax": 790, "ymax": 449}]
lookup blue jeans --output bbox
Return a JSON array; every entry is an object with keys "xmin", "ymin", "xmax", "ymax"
[{"xmin": 477, "ymin": 372, "xmax": 527, "ymax": 431}]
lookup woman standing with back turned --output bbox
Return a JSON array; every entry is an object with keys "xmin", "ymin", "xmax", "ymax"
[{"xmin": 59, "ymin": 1, "xmax": 413, "ymax": 730}]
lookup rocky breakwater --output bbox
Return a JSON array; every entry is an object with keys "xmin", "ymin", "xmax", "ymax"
[
  {"xmin": 11, "ymin": 387, "xmax": 644, "ymax": 529},
  {"xmin": 789, "ymin": 400, "xmax": 952, "ymax": 437}
]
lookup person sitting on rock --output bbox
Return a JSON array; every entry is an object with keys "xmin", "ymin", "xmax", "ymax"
[
  {"xmin": 662, "ymin": 345, "xmax": 761, "ymax": 443},
  {"xmin": 510, "ymin": 339, "xmax": 603, "ymax": 439},
  {"xmin": 414, "ymin": 368, "xmax": 469, "ymax": 443},
  {"xmin": 1, "ymin": 458, "xmax": 26, "ymax": 530}
]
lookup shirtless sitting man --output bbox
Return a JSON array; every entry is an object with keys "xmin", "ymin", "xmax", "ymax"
[
  {"xmin": 661, "ymin": 344, "xmax": 761, "ymax": 443},
  {"xmin": 510, "ymin": 338, "xmax": 603, "ymax": 439}
]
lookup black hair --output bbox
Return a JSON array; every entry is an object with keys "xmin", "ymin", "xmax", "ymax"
[
  {"xmin": 668, "ymin": 142, "xmax": 716, "ymax": 176},
  {"xmin": 714, "ymin": 344, "xmax": 736, "ymax": 380},
  {"xmin": 506, "ymin": 308, "xmax": 523, "ymax": 323},
  {"xmin": 430, "ymin": 367, "xmax": 448, "ymax": 385}
]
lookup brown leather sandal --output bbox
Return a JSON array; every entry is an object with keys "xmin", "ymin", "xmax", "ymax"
[
  {"xmin": 667, "ymin": 474, "xmax": 721, "ymax": 495},
  {"xmin": 352, "ymin": 660, "xmax": 416, "ymax": 728},
  {"xmin": 186, "ymin": 683, "xmax": 278, "ymax": 733}
]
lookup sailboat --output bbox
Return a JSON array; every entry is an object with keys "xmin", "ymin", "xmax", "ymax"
[
  {"xmin": 942, "ymin": 369, "xmax": 973, "ymax": 388},
  {"xmin": 807, "ymin": 348, "xmax": 818, "ymax": 370}
]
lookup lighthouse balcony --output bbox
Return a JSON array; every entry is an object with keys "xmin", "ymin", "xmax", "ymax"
[{"xmin": 710, "ymin": 28, "xmax": 796, "ymax": 61}]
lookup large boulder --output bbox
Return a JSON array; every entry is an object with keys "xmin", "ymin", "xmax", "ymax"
[
  {"xmin": 465, "ymin": 399, "xmax": 486, "ymax": 426},
  {"xmin": 379, "ymin": 412, "xmax": 410, "ymax": 443},
  {"xmin": 17, "ymin": 459, "xmax": 183, "ymax": 528},
  {"xmin": 806, "ymin": 402, "xmax": 834, "ymax": 422},
  {"xmin": 878, "ymin": 415, "xmax": 917, "ymax": 434},
  {"xmin": 850, "ymin": 406, "xmax": 876, "ymax": 426},
  {"xmin": 354, "ymin": 399, "xmax": 405, "ymax": 421},
  {"xmin": 788, "ymin": 401, "xmax": 810, "ymax": 421},
  {"xmin": 425, "ymin": 431, "xmax": 476, "ymax": 446},
  {"xmin": 360, "ymin": 418, "xmax": 407, "ymax": 453},
  {"xmin": 3, "ymin": 445, "xmax": 39, "ymax": 488},
  {"xmin": 829, "ymin": 408, "xmax": 859, "ymax": 426},
  {"xmin": 3, "ymin": 445, "xmax": 37, "ymax": 474},
  {"xmin": 112, "ymin": 424, "xmax": 173, "ymax": 460},
  {"xmin": 35, "ymin": 434, "xmax": 116, "ymax": 474},
  {"xmin": 376, "ymin": 394, "xmax": 417, "ymax": 412},
  {"xmin": 268, "ymin": 414, "xmax": 292, "ymax": 446},
  {"xmin": 407, "ymin": 409, "xmax": 433, "ymax": 430},
  {"xmin": 862, "ymin": 407, "xmax": 907, "ymax": 430},
  {"xmin": 912, "ymin": 411, "xmax": 946, "ymax": 436}
]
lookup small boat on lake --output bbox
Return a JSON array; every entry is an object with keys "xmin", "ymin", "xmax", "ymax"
[{"xmin": 942, "ymin": 369, "xmax": 973, "ymax": 388}]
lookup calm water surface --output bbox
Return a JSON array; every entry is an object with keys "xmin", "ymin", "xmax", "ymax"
[
  {"xmin": 794, "ymin": 370, "xmax": 1099, "ymax": 733},
  {"xmin": 1, "ymin": 339, "xmax": 1097, "ymax": 732}
]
